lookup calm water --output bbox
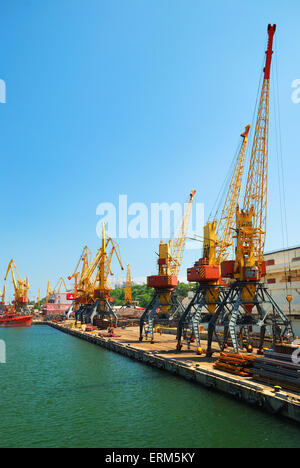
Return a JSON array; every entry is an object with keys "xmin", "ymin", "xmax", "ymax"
[{"xmin": 0, "ymin": 325, "xmax": 300, "ymax": 448}]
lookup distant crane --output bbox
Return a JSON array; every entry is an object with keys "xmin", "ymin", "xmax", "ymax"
[
  {"xmin": 4, "ymin": 259, "xmax": 30, "ymax": 312},
  {"xmin": 69, "ymin": 225, "xmax": 124, "ymax": 327},
  {"xmin": 36, "ymin": 289, "xmax": 40, "ymax": 307},
  {"xmin": 46, "ymin": 281, "xmax": 52, "ymax": 303},
  {"xmin": 53, "ymin": 277, "xmax": 67, "ymax": 294},
  {"xmin": 139, "ymin": 190, "xmax": 196, "ymax": 343},
  {"xmin": 124, "ymin": 264, "xmax": 132, "ymax": 306},
  {"xmin": 92, "ymin": 222, "xmax": 124, "ymax": 327}
]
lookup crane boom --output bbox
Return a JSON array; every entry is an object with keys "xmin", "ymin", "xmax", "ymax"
[
  {"xmin": 170, "ymin": 190, "xmax": 196, "ymax": 276},
  {"xmin": 216, "ymin": 125, "xmax": 250, "ymax": 263}
]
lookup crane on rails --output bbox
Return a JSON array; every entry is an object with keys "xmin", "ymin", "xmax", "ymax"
[
  {"xmin": 92, "ymin": 222, "xmax": 124, "ymax": 327},
  {"xmin": 69, "ymin": 225, "xmax": 124, "ymax": 327},
  {"xmin": 207, "ymin": 24, "xmax": 294, "ymax": 355},
  {"xmin": 176, "ymin": 126, "xmax": 250, "ymax": 355},
  {"xmin": 4, "ymin": 259, "xmax": 30, "ymax": 313},
  {"xmin": 139, "ymin": 190, "xmax": 196, "ymax": 343},
  {"xmin": 124, "ymin": 264, "xmax": 132, "ymax": 306},
  {"xmin": 53, "ymin": 277, "xmax": 67, "ymax": 294}
]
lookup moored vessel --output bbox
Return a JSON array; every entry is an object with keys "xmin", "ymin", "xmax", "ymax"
[{"xmin": 0, "ymin": 312, "xmax": 33, "ymax": 327}]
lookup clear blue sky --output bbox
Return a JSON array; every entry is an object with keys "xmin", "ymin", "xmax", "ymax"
[{"xmin": 1, "ymin": 0, "xmax": 300, "ymax": 301}]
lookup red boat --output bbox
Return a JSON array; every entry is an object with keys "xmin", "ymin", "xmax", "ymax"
[{"xmin": 0, "ymin": 312, "xmax": 33, "ymax": 327}]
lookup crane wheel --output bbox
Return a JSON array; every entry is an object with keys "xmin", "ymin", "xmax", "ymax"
[{"xmin": 196, "ymin": 347, "xmax": 203, "ymax": 355}]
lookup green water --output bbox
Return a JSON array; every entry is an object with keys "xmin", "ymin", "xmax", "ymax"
[{"xmin": 0, "ymin": 325, "xmax": 300, "ymax": 448}]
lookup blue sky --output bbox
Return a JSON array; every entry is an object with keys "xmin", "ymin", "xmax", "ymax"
[{"xmin": 0, "ymin": 0, "xmax": 300, "ymax": 301}]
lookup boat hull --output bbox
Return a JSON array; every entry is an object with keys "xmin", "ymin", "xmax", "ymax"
[{"xmin": 0, "ymin": 315, "xmax": 33, "ymax": 327}]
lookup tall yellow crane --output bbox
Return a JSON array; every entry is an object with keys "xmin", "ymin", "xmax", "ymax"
[
  {"xmin": 4, "ymin": 259, "xmax": 30, "ymax": 312},
  {"xmin": 124, "ymin": 264, "xmax": 132, "ymax": 306},
  {"xmin": 92, "ymin": 222, "xmax": 124, "ymax": 327},
  {"xmin": 177, "ymin": 126, "xmax": 250, "ymax": 354},
  {"xmin": 139, "ymin": 190, "xmax": 196, "ymax": 343},
  {"xmin": 211, "ymin": 24, "xmax": 294, "ymax": 354}
]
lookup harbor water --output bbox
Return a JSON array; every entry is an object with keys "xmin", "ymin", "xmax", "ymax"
[{"xmin": 0, "ymin": 324, "xmax": 300, "ymax": 448}]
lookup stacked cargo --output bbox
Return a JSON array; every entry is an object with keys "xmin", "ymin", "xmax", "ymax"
[
  {"xmin": 213, "ymin": 352, "xmax": 256, "ymax": 377},
  {"xmin": 252, "ymin": 350, "xmax": 300, "ymax": 393}
]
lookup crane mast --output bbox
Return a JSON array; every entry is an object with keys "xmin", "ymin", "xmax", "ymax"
[
  {"xmin": 235, "ymin": 24, "xmax": 276, "ymax": 277},
  {"xmin": 124, "ymin": 264, "xmax": 132, "ymax": 305}
]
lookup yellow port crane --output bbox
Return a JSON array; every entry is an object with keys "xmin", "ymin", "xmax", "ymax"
[
  {"xmin": 4, "ymin": 259, "xmax": 30, "ymax": 312},
  {"xmin": 53, "ymin": 277, "xmax": 67, "ymax": 294},
  {"xmin": 176, "ymin": 125, "xmax": 250, "ymax": 354},
  {"xmin": 45, "ymin": 280, "xmax": 52, "ymax": 303},
  {"xmin": 210, "ymin": 24, "xmax": 294, "ymax": 354},
  {"xmin": 67, "ymin": 245, "xmax": 92, "ymax": 306},
  {"xmin": 124, "ymin": 264, "xmax": 132, "ymax": 306},
  {"xmin": 139, "ymin": 190, "xmax": 196, "ymax": 343},
  {"xmin": 71, "ymin": 225, "xmax": 124, "ymax": 326}
]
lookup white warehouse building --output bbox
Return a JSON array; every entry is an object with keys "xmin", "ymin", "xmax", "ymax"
[{"xmin": 264, "ymin": 246, "xmax": 300, "ymax": 317}]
